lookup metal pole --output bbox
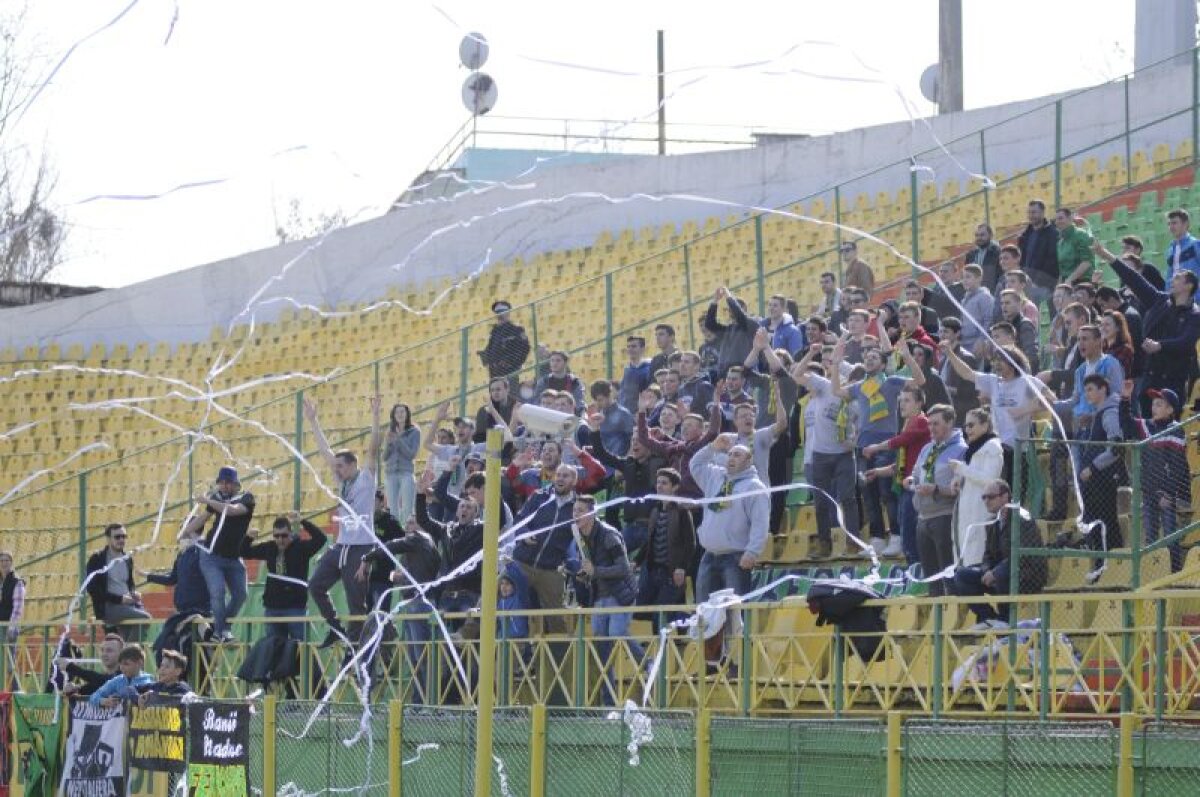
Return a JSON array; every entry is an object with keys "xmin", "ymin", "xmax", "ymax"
[
  {"xmin": 605, "ymin": 273, "xmax": 615, "ymax": 381},
  {"xmin": 264, "ymin": 695, "xmax": 278, "ymax": 797},
  {"xmin": 459, "ymin": 328, "xmax": 470, "ymax": 417},
  {"xmin": 530, "ymin": 704, "xmax": 547, "ymax": 797},
  {"xmin": 657, "ymin": 30, "xmax": 666, "ymax": 155},
  {"xmin": 980, "ymin": 130, "xmax": 991, "ymax": 229},
  {"xmin": 472, "ymin": 427, "xmax": 504, "ymax": 796},
  {"xmin": 389, "ymin": 700, "xmax": 403, "ymax": 797},
  {"xmin": 754, "ymin": 215, "xmax": 766, "ymax": 317},
  {"xmin": 294, "ymin": 391, "xmax": 304, "ymax": 510},
  {"xmin": 695, "ymin": 708, "xmax": 712, "ymax": 797},
  {"xmin": 1124, "ymin": 75, "xmax": 1132, "ymax": 189},
  {"xmin": 683, "ymin": 245, "xmax": 697, "ymax": 350},
  {"xmin": 936, "ymin": 0, "xmax": 964, "ymax": 113},
  {"xmin": 1193, "ymin": 47, "xmax": 1199, "ymax": 166},
  {"xmin": 77, "ymin": 473, "xmax": 87, "ymax": 583},
  {"xmin": 909, "ymin": 168, "xmax": 920, "ymax": 269},
  {"xmin": 1053, "ymin": 100, "xmax": 1063, "ymax": 210},
  {"xmin": 886, "ymin": 711, "xmax": 903, "ymax": 797}
]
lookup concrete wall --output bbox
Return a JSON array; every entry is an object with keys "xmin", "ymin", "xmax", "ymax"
[{"xmin": 1, "ymin": 60, "xmax": 1193, "ymax": 354}]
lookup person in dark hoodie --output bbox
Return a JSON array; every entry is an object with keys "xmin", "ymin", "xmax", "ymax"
[
  {"xmin": 240, "ymin": 513, "xmax": 327, "ymax": 641},
  {"xmin": 140, "ymin": 531, "xmax": 210, "ymax": 658},
  {"xmin": 703, "ymin": 285, "xmax": 759, "ymax": 380},
  {"xmin": 1075, "ymin": 374, "xmax": 1126, "ymax": 577},
  {"xmin": 634, "ymin": 469, "xmax": 696, "ymax": 632},
  {"xmin": 1121, "ymin": 387, "xmax": 1190, "ymax": 572},
  {"xmin": 414, "ymin": 471, "xmax": 484, "ymax": 631}
]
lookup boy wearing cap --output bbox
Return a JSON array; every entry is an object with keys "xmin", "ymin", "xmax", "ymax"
[
  {"xmin": 182, "ymin": 466, "xmax": 256, "ymax": 643},
  {"xmin": 479, "ymin": 299, "xmax": 531, "ymax": 390},
  {"xmin": 1121, "ymin": 386, "xmax": 1190, "ymax": 571}
]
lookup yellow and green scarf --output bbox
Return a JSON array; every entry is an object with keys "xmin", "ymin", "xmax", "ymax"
[{"xmin": 859, "ymin": 374, "xmax": 890, "ymax": 424}]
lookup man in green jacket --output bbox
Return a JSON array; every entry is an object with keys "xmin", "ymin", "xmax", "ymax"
[{"xmin": 1056, "ymin": 207, "xmax": 1094, "ymax": 285}]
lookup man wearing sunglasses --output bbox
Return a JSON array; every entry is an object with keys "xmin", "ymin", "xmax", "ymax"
[
  {"xmin": 85, "ymin": 524, "xmax": 151, "ymax": 641},
  {"xmin": 952, "ymin": 479, "xmax": 1047, "ymax": 631},
  {"xmin": 241, "ymin": 512, "xmax": 327, "ymax": 641}
]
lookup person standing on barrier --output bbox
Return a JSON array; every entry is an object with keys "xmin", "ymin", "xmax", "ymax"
[
  {"xmin": 140, "ymin": 531, "xmax": 210, "ymax": 660},
  {"xmin": 304, "ymin": 396, "xmax": 383, "ymax": 650},
  {"xmin": 906, "ymin": 404, "xmax": 967, "ymax": 596},
  {"xmin": 1096, "ymin": 238, "xmax": 1200, "ymax": 418},
  {"xmin": 86, "ymin": 524, "xmax": 152, "ymax": 642},
  {"xmin": 1076, "ymin": 374, "xmax": 1127, "ymax": 579},
  {"xmin": 183, "ymin": 467, "xmax": 256, "ymax": 644},
  {"xmin": 241, "ymin": 513, "xmax": 327, "ymax": 641},
  {"xmin": 953, "ymin": 479, "xmax": 1047, "ymax": 630}
]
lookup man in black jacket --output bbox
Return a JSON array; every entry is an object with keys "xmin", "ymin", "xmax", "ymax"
[
  {"xmin": 478, "ymin": 300, "xmax": 531, "ymax": 389},
  {"xmin": 414, "ymin": 473, "xmax": 484, "ymax": 631},
  {"xmin": 568, "ymin": 495, "xmax": 642, "ymax": 701},
  {"xmin": 141, "ymin": 532, "xmax": 210, "ymax": 658},
  {"xmin": 1017, "ymin": 199, "xmax": 1059, "ymax": 307},
  {"xmin": 634, "ymin": 469, "xmax": 696, "ymax": 632},
  {"xmin": 357, "ymin": 513, "xmax": 441, "ymax": 694},
  {"xmin": 56, "ymin": 633, "xmax": 123, "ymax": 697},
  {"xmin": 583, "ymin": 413, "xmax": 665, "ymax": 558},
  {"xmin": 704, "ymin": 286, "xmax": 759, "ymax": 379},
  {"xmin": 85, "ymin": 524, "xmax": 150, "ymax": 641},
  {"xmin": 952, "ymin": 479, "xmax": 1047, "ymax": 630},
  {"xmin": 965, "ymin": 223, "xmax": 1001, "ymax": 290},
  {"xmin": 241, "ymin": 512, "xmax": 326, "ymax": 641},
  {"xmin": 1098, "ymin": 240, "xmax": 1200, "ymax": 415}
]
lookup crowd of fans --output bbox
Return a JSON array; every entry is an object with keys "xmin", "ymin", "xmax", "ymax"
[{"xmin": 3, "ymin": 200, "xmax": 1200, "ymax": 698}]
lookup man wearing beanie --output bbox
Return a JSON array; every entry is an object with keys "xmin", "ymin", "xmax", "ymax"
[{"xmin": 182, "ymin": 465, "xmax": 256, "ymax": 643}]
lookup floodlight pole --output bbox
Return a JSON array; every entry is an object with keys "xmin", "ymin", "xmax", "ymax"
[
  {"xmin": 657, "ymin": 30, "xmax": 666, "ymax": 155},
  {"xmin": 473, "ymin": 427, "xmax": 503, "ymax": 796}
]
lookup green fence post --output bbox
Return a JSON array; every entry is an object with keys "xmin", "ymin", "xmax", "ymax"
[
  {"xmin": 909, "ymin": 168, "xmax": 919, "ymax": 268},
  {"xmin": 1124, "ymin": 74, "xmax": 1132, "ymax": 189},
  {"xmin": 77, "ymin": 472, "xmax": 88, "ymax": 583},
  {"xmin": 293, "ymin": 391, "xmax": 304, "ymax": 511},
  {"xmin": 683, "ymin": 244, "xmax": 697, "ymax": 350},
  {"xmin": 1009, "ymin": 440, "xmax": 1024, "ymax": 598},
  {"xmin": 834, "ymin": 186, "xmax": 844, "ymax": 283},
  {"xmin": 980, "ymin": 129, "xmax": 991, "ymax": 229},
  {"xmin": 1053, "ymin": 99, "xmax": 1063, "ymax": 210},
  {"xmin": 530, "ymin": 302, "xmax": 540, "ymax": 364},
  {"xmin": 605, "ymin": 273, "xmax": 615, "ymax": 381},
  {"xmin": 459, "ymin": 327, "xmax": 470, "ymax": 417},
  {"xmin": 754, "ymin": 215, "xmax": 766, "ymax": 316},
  {"xmin": 1154, "ymin": 597, "xmax": 1166, "ymax": 722},
  {"xmin": 931, "ymin": 603, "xmax": 944, "ymax": 719},
  {"xmin": 1039, "ymin": 599, "xmax": 1051, "ymax": 721},
  {"xmin": 1131, "ymin": 446, "xmax": 1142, "ymax": 589}
]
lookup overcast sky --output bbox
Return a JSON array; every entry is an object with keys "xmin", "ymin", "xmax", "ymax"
[{"xmin": 10, "ymin": 0, "xmax": 1136, "ymax": 288}]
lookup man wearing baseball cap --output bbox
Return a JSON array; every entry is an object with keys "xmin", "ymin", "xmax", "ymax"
[
  {"xmin": 1122, "ymin": 386, "xmax": 1190, "ymax": 571},
  {"xmin": 182, "ymin": 465, "xmax": 256, "ymax": 643},
  {"xmin": 478, "ymin": 299, "xmax": 531, "ymax": 390}
]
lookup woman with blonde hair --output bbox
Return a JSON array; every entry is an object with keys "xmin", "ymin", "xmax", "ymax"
[{"xmin": 951, "ymin": 407, "xmax": 1005, "ymax": 568}]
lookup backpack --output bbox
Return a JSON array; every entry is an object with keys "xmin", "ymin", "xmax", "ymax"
[{"xmin": 805, "ymin": 578, "xmax": 885, "ymax": 661}]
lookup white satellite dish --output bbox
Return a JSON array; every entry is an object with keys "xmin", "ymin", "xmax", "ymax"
[
  {"xmin": 462, "ymin": 72, "xmax": 498, "ymax": 116},
  {"xmin": 919, "ymin": 64, "xmax": 939, "ymax": 104},
  {"xmin": 460, "ymin": 33, "xmax": 490, "ymax": 70}
]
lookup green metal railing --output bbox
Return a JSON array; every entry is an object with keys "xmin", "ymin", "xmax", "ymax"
[{"xmin": 4, "ymin": 47, "xmax": 1200, "ymax": 589}]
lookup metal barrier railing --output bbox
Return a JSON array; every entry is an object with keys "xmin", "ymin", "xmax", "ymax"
[{"xmin": 5, "ymin": 588, "xmax": 1200, "ymax": 721}]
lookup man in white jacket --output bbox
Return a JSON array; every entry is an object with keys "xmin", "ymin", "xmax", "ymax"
[{"xmin": 689, "ymin": 434, "xmax": 771, "ymax": 602}]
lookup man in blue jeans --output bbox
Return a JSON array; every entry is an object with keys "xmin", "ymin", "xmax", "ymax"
[
  {"xmin": 566, "ymin": 495, "xmax": 642, "ymax": 704},
  {"xmin": 689, "ymin": 434, "xmax": 770, "ymax": 667},
  {"xmin": 183, "ymin": 467, "xmax": 256, "ymax": 643}
]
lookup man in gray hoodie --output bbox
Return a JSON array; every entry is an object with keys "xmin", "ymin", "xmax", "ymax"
[
  {"xmin": 905, "ymin": 404, "xmax": 967, "ymax": 597},
  {"xmin": 689, "ymin": 434, "xmax": 771, "ymax": 602}
]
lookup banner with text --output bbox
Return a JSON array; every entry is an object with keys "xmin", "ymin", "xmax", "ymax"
[
  {"xmin": 127, "ymin": 697, "xmax": 187, "ymax": 775},
  {"xmin": 186, "ymin": 702, "xmax": 249, "ymax": 797},
  {"xmin": 59, "ymin": 702, "xmax": 125, "ymax": 797},
  {"xmin": 11, "ymin": 693, "xmax": 61, "ymax": 797}
]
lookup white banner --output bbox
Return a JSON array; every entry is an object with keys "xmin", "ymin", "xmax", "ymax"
[{"xmin": 59, "ymin": 701, "xmax": 126, "ymax": 797}]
